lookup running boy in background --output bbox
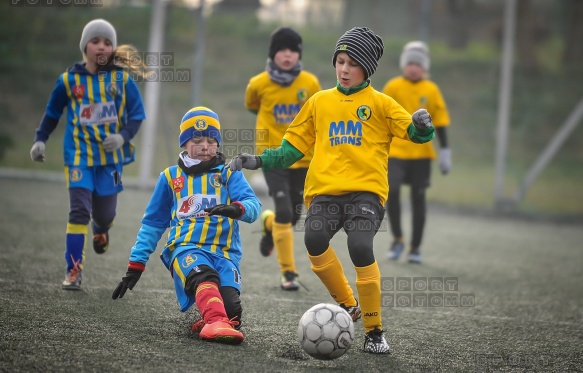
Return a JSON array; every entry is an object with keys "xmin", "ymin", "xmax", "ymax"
[
  {"xmin": 30, "ymin": 19, "xmax": 147, "ymax": 290},
  {"xmin": 245, "ymin": 26, "xmax": 321, "ymax": 290},
  {"xmin": 229, "ymin": 27, "xmax": 435, "ymax": 354},
  {"xmin": 112, "ymin": 107, "xmax": 261, "ymax": 345},
  {"xmin": 382, "ymin": 41, "xmax": 451, "ymax": 264}
]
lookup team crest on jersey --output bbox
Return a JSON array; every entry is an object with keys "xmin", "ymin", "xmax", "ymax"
[
  {"xmin": 420, "ymin": 96, "xmax": 428, "ymax": 106},
  {"xmin": 106, "ymin": 83, "xmax": 119, "ymax": 97},
  {"xmin": 297, "ymin": 89, "xmax": 308, "ymax": 102},
  {"xmin": 357, "ymin": 105, "xmax": 372, "ymax": 121},
  {"xmin": 172, "ymin": 176, "xmax": 185, "ymax": 193},
  {"xmin": 209, "ymin": 174, "xmax": 222, "ymax": 188},
  {"xmin": 194, "ymin": 119, "xmax": 208, "ymax": 130},
  {"xmin": 181, "ymin": 253, "xmax": 198, "ymax": 268},
  {"xmin": 70, "ymin": 168, "xmax": 83, "ymax": 182},
  {"xmin": 72, "ymin": 85, "xmax": 85, "ymax": 99}
]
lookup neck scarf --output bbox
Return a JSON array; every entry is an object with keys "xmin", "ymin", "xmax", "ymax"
[
  {"xmin": 178, "ymin": 151, "xmax": 226, "ymax": 175},
  {"xmin": 266, "ymin": 58, "xmax": 302, "ymax": 86}
]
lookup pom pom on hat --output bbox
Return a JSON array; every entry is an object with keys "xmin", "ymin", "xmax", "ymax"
[
  {"xmin": 399, "ymin": 41, "xmax": 430, "ymax": 71},
  {"xmin": 332, "ymin": 27, "xmax": 384, "ymax": 80},
  {"xmin": 179, "ymin": 106, "xmax": 222, "ymax": 147},
  {"xmin": 269, "ymin": 27, "xmax": 302, "ymax": 60},
  {"xmin": 79, "ymin": 19, "xmax": 117, "ymax": 53}
]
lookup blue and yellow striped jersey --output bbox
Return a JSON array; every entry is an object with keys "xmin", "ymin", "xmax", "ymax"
[
  {"xmin": 44, "ymin": 63, "xmax": 146, "ymax": 166},
  {"xmin": 129, "ymin": 163, "xmax": 261, "ymax": 269}
]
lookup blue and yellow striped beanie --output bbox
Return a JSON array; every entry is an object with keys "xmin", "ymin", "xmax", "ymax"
[{"xmin": 179, "ymin": 106, "xmax": 222, "ymax": 147}]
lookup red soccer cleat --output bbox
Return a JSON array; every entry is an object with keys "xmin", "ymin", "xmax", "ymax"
[
  {"xmin": 191, "ymin": 318, "xmax": 205, "ymax": 334},
  {"xmin": 199, "ymin": 318, "xmax": 244, "ymax": 345}
]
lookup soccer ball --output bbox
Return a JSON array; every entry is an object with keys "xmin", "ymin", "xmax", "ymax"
[{"xmin": 297, "ymin": 303, "xmax": 355, "ymax": 360}]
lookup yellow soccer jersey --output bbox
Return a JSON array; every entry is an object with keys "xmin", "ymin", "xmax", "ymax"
[
  {"xmin": 245, "ymin": 70, "xmax": 321, "ymax": 168},
  {"xmin": 382, "ymin": 77, "xmax": 450, "ymax": 159},
  {"xmin": 283, "ymin": 85, "xmax": 413, "ymax": 206}
]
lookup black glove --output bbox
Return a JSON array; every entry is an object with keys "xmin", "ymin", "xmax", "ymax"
[
  {"xmin": 227, "ymin": 153, "xmax": 262, "ymax": 171},
  {"xmin": 112, "ymin": 268, "xmax": 143, "ymax": 299},
  {"xmin": 204, "ymin": 203, "xmax": 243, "ymax": 219}
]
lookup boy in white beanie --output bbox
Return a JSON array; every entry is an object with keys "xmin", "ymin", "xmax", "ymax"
[
  {"xmin": 228, "ymin": 27, "xmax": 436, "ymax": 354},
  {"xmin": 382, "ymin": 41, "xmax": 452, "ymax": 264},
  {"xmin": 30, "ymin": 19, "xmax": 148, "ymax": 290}
]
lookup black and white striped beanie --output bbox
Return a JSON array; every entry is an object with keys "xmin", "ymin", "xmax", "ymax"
[{"xmin": 332, "ymin": 27, "xmax": 384, "ymax": 80}]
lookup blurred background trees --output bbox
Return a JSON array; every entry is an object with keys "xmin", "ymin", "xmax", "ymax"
[{"xmin": 0, "ymin": 0, "xmax": 581, "ymax": 216}]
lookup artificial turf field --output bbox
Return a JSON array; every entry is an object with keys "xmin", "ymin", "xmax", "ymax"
[{"xmin": 1, "ymin": 176, "xmax": 582, "ymax": 372}]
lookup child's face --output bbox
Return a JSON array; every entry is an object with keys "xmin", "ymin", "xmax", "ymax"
[
  {"xmin": 273, "ymin": 48, "xmax": 300, "ymax": 71},
  {"xmin": 85, "ymin": 37, "xmax": 114, "ymax": 66},
  {"xmin": 403, "ymin": 63, "xmax": 425, "ymax": 82},
  {"xmin": 183, "ymin": 136, "xmax": 218, "ymax": 161},
  {"xmin": 335, "ymin": 52, "xmax": 366, "ymax": 88}
]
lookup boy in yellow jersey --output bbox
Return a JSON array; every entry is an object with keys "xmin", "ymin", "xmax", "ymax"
[
  {"xmin": 228, "ymin": 27, "xmax": 435, "ymax": 354},
  {"xmin": 245, "ymin": 27, "xmax": 321, "ymax": 290},
  {"xmin": 112, "ymin": 107, "xmax": 261, "ymax": 345},
  {"xmin": 382, "ymin": 41, "xmax": 451, "ymax": 264}
]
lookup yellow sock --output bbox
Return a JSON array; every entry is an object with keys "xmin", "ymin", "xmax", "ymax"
[
  {"xmin": 309, "ymin": 246, "xmax": 356, "ymax": 307},
  {"xmin": 265, "ymin": 213, "xmax": 274, "ymax": 232},
  {"xmin": 273, "ymin": 222, "xmax": 295, "ymax": 273},
  {"xmin": 355, "ymin": 261, "xmax": 382, "ymax": 333}
]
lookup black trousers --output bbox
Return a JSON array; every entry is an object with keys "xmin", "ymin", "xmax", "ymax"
[
  {"xmin": 386, "ymin": 158, "xmax": 431, "ymax": 248},
  {"xmin": 263, "ymin": 168, "xmax": 307, "ymax": 225}
]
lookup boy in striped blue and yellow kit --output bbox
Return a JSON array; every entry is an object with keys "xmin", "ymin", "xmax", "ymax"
[
  {"xmin": 112, "ymin": 107, "xmax": 261, "ymax": 345},
  {"xmin": 30, "ymin": 19, "xmax": 147, "ymax": 290}
]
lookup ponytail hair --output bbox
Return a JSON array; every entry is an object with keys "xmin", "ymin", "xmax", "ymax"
[{"xmin": 97, "ymin": 44, "xmax": 151, "ymax": 80}]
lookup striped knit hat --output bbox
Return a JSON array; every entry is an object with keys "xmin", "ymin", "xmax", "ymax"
[
  {"xmin": 332, "ymin": 27, "xmax": 384, "ymax": 80},
  {"xmin": 400, "ymin": 41, "xmax": 430, "ymax": 71},
  {"xmin": 179, "ymin": 107, "xmax": 222, "ymax": 147}
]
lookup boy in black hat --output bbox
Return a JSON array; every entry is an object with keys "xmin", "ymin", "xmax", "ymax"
[
  {"xmin": 230, "ymin": 27, "xmax": 436, "ymax": 354},
  {"xmin": 245, "ymin": 27, "xmax": 321, "ymax": 291}
]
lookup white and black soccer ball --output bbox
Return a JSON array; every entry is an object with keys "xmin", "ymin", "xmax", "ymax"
[{"xmin": 297, "ymin": 303, "xmax": 355, "ymax": 360}]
